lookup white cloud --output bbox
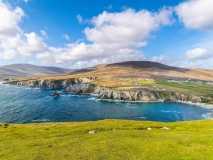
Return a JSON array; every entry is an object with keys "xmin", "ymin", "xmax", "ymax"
[
  {"xmin": 62, "ymin": 34, "xmax": 70, "ymax": 40},
  {"xmin": 0, "ymin": 1, "xmax": 24, "ymax": 38},
  {"xmin": 85, "ymin": 8, "xmax": 173, "ymax": 50},
  {"xmin": 185, "ymin": 48, "xmax": 211, "ymax": 60},
  {"xmin": 0, "ymin": 49, "xmax": 17, "ymax": 60},
  {"xmin": 18, "ymin": 32, "xmax": 48, "ymax": 56},
  {"xmin": 104, "ymin": 4, "xmax": 112, "ymax": 10},
  {"xmin": 176, "ymin": 57, "xmax": 213, "ymax": 69},
  {"xmin": 23, "ymin": 0, "xmax": 28, "ymax": 3},
  {"xmin": 151, "ymin": 55, "xmax": 172, "ymax": 63},
  {"xmin": 175, "ymin": 0, "xmax": 213, "ymax": 30},
  {"xmin": 40, "ymin": 30, "xmax": 48, "ymax": 39},
  {"xmin": 0, "ymin": 1, "xmax": 48, "ymax": 60},
  {"xmin": 76, "ymin": 14, "xmax": 83, "ymax": 24},
  {"xmin": 52, "ymin": 8, "xmax": 173, "ymax": 68},
  {"xmin": 0, "ymin": 1, "xmax": 173, "ymax": 68}
]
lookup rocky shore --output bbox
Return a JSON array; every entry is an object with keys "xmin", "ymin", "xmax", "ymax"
[{"xmin": 3, "ymin": 77, "xmax": 213, "ymax": 105}]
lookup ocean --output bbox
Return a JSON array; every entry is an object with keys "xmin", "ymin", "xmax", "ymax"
[{"xmin": 0, "ymin": 83, "xmax": 212, "ymax": 123}]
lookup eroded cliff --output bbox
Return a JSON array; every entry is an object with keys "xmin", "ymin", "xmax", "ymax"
[{"xmin": 4, "ymin": 77, "xmax": 212, "ymax": 103}]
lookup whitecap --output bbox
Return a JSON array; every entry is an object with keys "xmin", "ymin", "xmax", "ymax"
[
  {"xmin": 201, "ymin": 112, "xmax": 213, "ymax": 120},
  {"xmin": 31, "ymin": 118, "xmax": 50, "ymax": 122},
  {"xmin": 161, "ymin": 110, "xmax": 181, "ymax": 113},
  {"xmin": 87, "ymin": 97, "xmax": 99, "ymax": 101},
  {"xmin": 139, "ymin": 116, "xmax": 147, "ymax": 119},
  {"xmin": 25, "ymin": 88, "xmax": 32, "ymax": 90}
]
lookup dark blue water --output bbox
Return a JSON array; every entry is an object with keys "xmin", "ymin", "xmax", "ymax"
[{"xmin": 0, "ymin": 83, "xmax": 212, "ymax": 123}]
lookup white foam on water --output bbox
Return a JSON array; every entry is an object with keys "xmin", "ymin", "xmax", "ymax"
[
  {"xmin": 160, "ymin": 110, "xmax": 181, "ymax": 113},
  {"xmin": 31, "ymin": 118, "xmax": 50, "ymax": 122},
  {"xmin": 139, "ymin": 116, "xmax": 147, "ymax": 119},
  {"xmin": 87, "ymin": 97, "xmax": 99, "ymax": 101},
  {"xmin": 25, "ymin": 88, "xmax": 32, "ymax": 90},
  {"xmin": 202, "ymin": 112, "xmax": 213, "ymax": 120}
]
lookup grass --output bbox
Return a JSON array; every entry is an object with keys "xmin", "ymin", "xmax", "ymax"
[
  {"xmin": 0, "ymin": 120, "xmax": 213, "ymax": 160},
  {"xmin": 156, "ymin": 81, "xmax": 213, "ymax": 96}
]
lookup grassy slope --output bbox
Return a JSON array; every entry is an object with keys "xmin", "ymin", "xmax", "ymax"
[
  {"xmin": 1, "ymin": 120, "xmax": 213, "ymax": 160},
  {"xmin": 156, "ymin": 81, "xmax": 213, "ymax": 97}
]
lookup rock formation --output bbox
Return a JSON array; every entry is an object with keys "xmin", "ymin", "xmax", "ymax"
[{"xmin": 4, "ymin": 77, "xmax": 212, "ymax": 103}]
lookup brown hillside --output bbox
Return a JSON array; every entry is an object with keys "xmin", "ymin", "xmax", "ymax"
[
  {"xmin": 7, "ymin": 61, "xmax": 213, "ymax": 81},
  {"xmin": 71, "ymin": 61, "xmax": 213, "ymax": 81}
]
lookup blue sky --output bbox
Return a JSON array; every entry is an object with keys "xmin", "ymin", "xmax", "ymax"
[{"xmin": 0, "ymin": 0, "xmax": 213, "ymax": 69}]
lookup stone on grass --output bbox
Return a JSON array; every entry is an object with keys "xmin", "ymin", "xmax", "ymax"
[
  {"xmin": 161, "ymin": 127, "xmax": 170, "ymax": 130},
  {"xmin": 89, "ymin": 130, "xmax": 96, "ymax": 134}
]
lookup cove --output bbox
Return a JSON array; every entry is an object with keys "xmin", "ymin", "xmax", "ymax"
[{"xmin": 0, "ymin": 84, "xmax": 212, "ymax": 124}]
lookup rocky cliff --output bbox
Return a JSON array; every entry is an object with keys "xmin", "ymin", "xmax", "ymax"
[
  {"xmin": 4, "ymin": 77, "xmax": 211, "ymax": 103},
  {"xmin": 5, "ymin": 77, "xmax": 95, "ymax": 89},
  {"xmin": 96, "ymin": 88, "xmax": 202, "ymax": 103}
]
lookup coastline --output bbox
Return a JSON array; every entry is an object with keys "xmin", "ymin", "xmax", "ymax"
[
  {"xmin": 177, "ymin": 100, "xmax": 213, "ymax": 110},
  {"xmin": 1, "ymin": 82, "xmax": 213, "ymax": 114}
]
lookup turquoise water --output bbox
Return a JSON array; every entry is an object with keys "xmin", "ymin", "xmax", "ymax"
[{"xmin": 0, "ymin": 83, "xmax": 212, "ymax": 123}]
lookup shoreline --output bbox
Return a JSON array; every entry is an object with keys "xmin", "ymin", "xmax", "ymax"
[
  {"xmin": 1, "ymin": 83, "xmax": 213, "ymax": 112},
  {"xmin": 177, "ymin": 100, "xmax": 213, "ymax": 110}
]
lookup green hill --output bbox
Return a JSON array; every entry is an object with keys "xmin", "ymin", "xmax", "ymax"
[{"xmin": 1, "ymin": 120, "xmax": 213, "ymax": 160}]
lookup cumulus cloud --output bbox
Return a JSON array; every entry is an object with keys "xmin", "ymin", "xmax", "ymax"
[
  {"xmin": 0, "ymin": 1, "xmax": 24, "ymax": 38},
  {"xmin": 151, "ymin": 55, "xmax": 173, "ymax": 63},
  {"xmin": 0, "ymin": 49, "xmax": 17, "ymax": 60},
  {"xmin": 175, "ymin": 0, "xmax": 213, "ymax": 30},
  {"xmin": 185, "ymin": 48, "xmax": 211, "ymax": 60},
  {"xmin": 0, "ymin": 1, "xmax": 173, "ymax": 68},
  {"xmin": 0, "ymin": 1, "xmax": 48, "ymax": 60},
  {"xmin": 85, "ymin": 8, "xmax": 173, "ymax": 49},
  {"xmin": 55, "ymin": 8, "xmax": 173, "ymax": 68},
  {"xmin": 19, "ymin": 32, "xmax": 48, "ymax": 56}
]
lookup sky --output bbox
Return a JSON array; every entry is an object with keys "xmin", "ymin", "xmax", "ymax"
[{"xmin": 0, "ymin": 0, "xmax": 213, "ymax": 69}]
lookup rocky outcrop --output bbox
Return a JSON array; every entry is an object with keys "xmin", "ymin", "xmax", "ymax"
[
  {"xmin": 5, "ymin": 77, "xmax": 96, "ymax": 89},
  {"xmin": 96, "ymin": 88, "xmax": 203, "ymax": 103},
  {"xmin": 64, "ymin": 83, "xmax": 95, "ymax": 94},
  {"xmin": 4, "ymin": 77, "xmax": 211, "ymax": 103}
]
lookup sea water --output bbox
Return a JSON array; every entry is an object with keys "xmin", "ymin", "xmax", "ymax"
[{"xmin": 0, "ymin": 83, "xmax": 212, "ymax": 123}]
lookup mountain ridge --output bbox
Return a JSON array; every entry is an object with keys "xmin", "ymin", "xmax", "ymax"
[
  {"xmin": 0, "ymin": 63, "xmax": 75, "ymax": 76},
  {"xmin": 71, "ymin": 61, "xmax": 213, "ymax": 81}
]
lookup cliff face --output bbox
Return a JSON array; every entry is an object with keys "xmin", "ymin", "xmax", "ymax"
[
  {"xmin": 5, "ymin": 77, "xmax": 95, "ymax": 89},
  {"xmin": 4, "ymin": 78, "xmax": 208, "ymax": 103},
  {"xmin": 95, "ymin": 88, "xmax": 202, "ymax": 103}
]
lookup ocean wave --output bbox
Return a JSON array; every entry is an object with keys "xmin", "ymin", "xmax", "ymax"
[
  {"xmin": 31, "ymin": 118, "xmax": 50, "ymax": 122},
  {"xmin": 202, "ymin": 112, "xmax": 213, "ymax": 120},
  {"xmin": 87, "ymin": 97, "xmax": 100, "ymax": 101},
  {"xmin": 65, "ymin": 94, "xmax": 80, "ymax": 97},
  {"xmin": 139, "ymin": 116, "xmax": 147, "ymax": 119},
  {"xmin": 161, "ymin": 110, "xmax": 181, "ymax": 113},
  {"xmin": 25, "ymin": 88, "xmax": 32, "ymax": 90},
  {"xmin": 87, "ymin": 97, "xmax": 125, "ymax": 103}
]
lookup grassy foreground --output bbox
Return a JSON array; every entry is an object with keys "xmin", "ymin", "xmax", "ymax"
[{"xmin": 1, "ymin": 120, "xmax": 213, "ymax": 160}]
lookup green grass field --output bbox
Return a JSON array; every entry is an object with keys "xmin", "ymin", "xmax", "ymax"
[
  {"xmin": 156, "ymin": 81, "xmax": 213, "ymax": 97},
  {"xmin": 1, "ymin": 120, "xmax": 213, "ymax": 160}
]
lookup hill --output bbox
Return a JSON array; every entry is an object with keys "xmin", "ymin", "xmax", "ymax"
[
  {"xmin": 0, "ymin": 120, "xmax": 213, "ymax": 160},
  {"xmin": 0, "ymin": 64, "xmax": 75, "ymax": 76},
  {"xmin": 72, "ymin": 61, "xmax": 213, "ymax": 81}
]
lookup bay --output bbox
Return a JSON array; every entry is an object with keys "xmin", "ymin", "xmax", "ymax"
[{"xmin": 0, "ymin": 83, "xmax": 212, "ymax": 123}]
